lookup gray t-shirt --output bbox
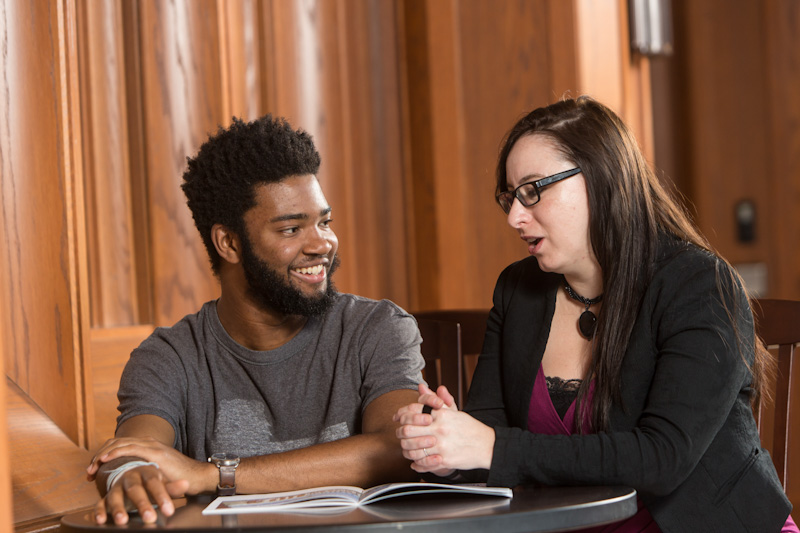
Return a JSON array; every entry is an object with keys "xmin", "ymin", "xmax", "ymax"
[{"xmin": 116, "ymin": 293, "xmax": 424, "ymax": 460}]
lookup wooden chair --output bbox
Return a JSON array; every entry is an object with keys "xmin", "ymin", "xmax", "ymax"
[
  {"xmin": 412, "ymin": 309, "xmax": 490, "ymax": 407},
  {"xmin": 752, "ymin": 298, "xmax": 800, "ymax": 490}
]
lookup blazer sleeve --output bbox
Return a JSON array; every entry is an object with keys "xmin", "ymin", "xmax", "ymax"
[{"xmin": 487, "ymin": 251, "xmax": 755, "ymax": 496}]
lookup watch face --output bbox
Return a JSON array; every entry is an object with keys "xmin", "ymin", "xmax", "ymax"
[{"xmin": 209, "ymin": 452, "xmax": 240, "ymax": 466}]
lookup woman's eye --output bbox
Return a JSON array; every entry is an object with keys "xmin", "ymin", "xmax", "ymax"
[{"xmin": 520, "ymin": 186, "xmax": 539, "ymax": 202}]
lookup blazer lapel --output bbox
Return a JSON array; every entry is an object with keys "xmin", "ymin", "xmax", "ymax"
[{"xmin": 502, "ymin": 260, "xmax": 560, "ymax": 428}]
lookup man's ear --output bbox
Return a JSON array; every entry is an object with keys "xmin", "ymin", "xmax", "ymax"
[{"xmin": 211, "ymin": 224, "xmax": 242, "ymax": 265}]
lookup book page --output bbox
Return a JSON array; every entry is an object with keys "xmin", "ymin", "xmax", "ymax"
[
  {"xmin": 203, "ymin": 483, "xmax": 513, "ymax": 515},
  {"xmin": 360, "ymin": 482, "xmax": 513, "ymax": 504},
  {"xmin": 203, "ymin": 486, "xmax": 364, "ymax": 514}
]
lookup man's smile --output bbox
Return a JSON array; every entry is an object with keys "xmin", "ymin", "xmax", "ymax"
[{"xmin": 290, "ymin": 263, "xmax": 327, "ymax": 284}]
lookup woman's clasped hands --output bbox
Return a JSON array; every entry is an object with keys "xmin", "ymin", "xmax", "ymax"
[{"xmin": 393, "ymin": 383, "xmax": 495, "ymax": 475}]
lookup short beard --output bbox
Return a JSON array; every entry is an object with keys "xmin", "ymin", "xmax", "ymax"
[{"xmin": 239, "ymin": 235, "xmax": 339, "ymax": 318}]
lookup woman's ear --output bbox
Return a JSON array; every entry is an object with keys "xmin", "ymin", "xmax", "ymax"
[{"xmin": 211, "ymin": 224, "xmax": 242, "ymax": 265}]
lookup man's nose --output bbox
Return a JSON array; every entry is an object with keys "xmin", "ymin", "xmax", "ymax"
[{"xmin": 305, "ymin": 227, "xmax": 335, "ymax": 255}]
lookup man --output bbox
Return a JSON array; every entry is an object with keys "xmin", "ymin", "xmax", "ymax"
[{"xmin": 86, "ymin": 116, "xmax": 424, "ymax": 525}]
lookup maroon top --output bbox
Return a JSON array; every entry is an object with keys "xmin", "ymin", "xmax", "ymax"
[{"xmin": 527, "ymin": 365, "xmax": 797, "ymax": 533}]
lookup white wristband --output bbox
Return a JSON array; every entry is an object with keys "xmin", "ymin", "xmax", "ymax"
[{"xmin": 105, "ymin": 460, "xmax": 159, "ymax": 493}]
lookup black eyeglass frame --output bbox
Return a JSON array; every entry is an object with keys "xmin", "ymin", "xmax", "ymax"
[{"xmin": 496, "ymin": 167, "xmax": 582, "ymax": 214}]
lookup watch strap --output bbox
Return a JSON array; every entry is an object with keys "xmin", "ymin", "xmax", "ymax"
[{"xmin": 217, "ymin": 464, "xmax": 236, "ymax": 496}]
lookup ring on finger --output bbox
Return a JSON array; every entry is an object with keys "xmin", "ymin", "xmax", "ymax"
[{"xmin": 423, "ymin": 448, "xmax": 429, "ymax": 457}]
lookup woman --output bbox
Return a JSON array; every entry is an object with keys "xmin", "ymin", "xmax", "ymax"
[{"xmin": 394, "ymin": 97, "xmax": 796, "ymax": 532}]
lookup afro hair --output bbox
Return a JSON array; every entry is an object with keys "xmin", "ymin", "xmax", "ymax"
[{"xmin": 181, "ymin": 115, "xmax": 321, "ymax": 274}]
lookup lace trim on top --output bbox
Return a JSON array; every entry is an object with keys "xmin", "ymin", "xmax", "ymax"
[{"xmin": 546, "ymin": 376, "xmax": 583, "ymax": 420}]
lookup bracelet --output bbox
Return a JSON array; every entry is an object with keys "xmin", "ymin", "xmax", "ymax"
[{"xmin": 105, "ymin": 460, "xmax": 159, "ymax": 493}]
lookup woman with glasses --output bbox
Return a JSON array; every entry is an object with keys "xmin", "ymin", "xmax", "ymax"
[{"xmin": 394, "ymin": 96, "xmax": 796, "ymax": 532}]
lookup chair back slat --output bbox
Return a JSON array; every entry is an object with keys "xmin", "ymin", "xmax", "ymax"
[
  {"xmin": 414, "ymin": 318, "xmax": 463, "ymax": 406},
  {"xmin": 752, "ymin": 298, "xmax": 800, "ymax": 490},
  {"xmin": 413, "ymin": 309, "xmax": 490, "ymax": 408}
]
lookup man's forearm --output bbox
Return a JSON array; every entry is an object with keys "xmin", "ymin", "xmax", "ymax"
[
  {"xmin": 235, "ymin": 430, "xmax": 416, "ymax": 494},
  {"xmin": 231, "ymin": 389, "xmax": 419, "ymax": 493}
]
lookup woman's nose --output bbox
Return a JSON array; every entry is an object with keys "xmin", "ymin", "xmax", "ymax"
[{"xmin": 507, "ymin": 198, "xmax": 531, "ymax": 229}]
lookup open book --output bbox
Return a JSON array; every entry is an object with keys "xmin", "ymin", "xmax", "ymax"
[{"xmin": 202, "ymin": 482, "xmax": 513, "ymax": 514}]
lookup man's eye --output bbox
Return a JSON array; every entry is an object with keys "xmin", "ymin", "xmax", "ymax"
[
  {"xmin": 321, "ymin": 219, "xmax": 333, "ymax": 228},
  {"xmin": 280, "ymin": 227, "xmax": 299, "ymax": 235}
]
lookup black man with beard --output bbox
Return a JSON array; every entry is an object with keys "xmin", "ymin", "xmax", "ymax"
[{"xmin": 87, "ymin": 116, "xmax": 424, "ymax": 525}]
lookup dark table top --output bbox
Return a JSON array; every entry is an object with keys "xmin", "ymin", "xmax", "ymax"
[{"xmin": 61, "ymin": 485, "xmax": 638, "ymax": 533}]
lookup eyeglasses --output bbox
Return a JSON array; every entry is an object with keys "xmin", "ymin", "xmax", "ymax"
[{"xmin": 496, "ymin": 167, "xmax": 582, "ymax": 214}]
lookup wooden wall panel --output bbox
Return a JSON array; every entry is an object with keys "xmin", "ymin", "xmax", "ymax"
[
  {"xmin": 270, "ymin": 0, "xmax": 360, "ymax": 294},
  {"xmin": 335, "ymin": 1, "xmax": 413, "ymax": 305},
  {"xmin": 412, "ymin": 0, "xmax": 472, "ymax": 310},
  {"xmin": 401, "ymin": 0, "xmax": 651, "ymax": 310},
  {"xmin": 0, "ymin": 0, "xmax": 85, "ymax": 444},
  {"xmin": 456, "ymin": 0, "xmax": 580, "ymax": 309},
  {"xmin": 402, "ymin": 0, "xmax": 499, "ymax": 311},
  {"xmin": 89, "ymin": 326, "xmax": 154, "ymax": 450},
  {"xmin": 137, "ymin": 0, "xmax": 225, "ymax": 326},
  {"xmin": 676, "ymin": 1, "xmax": 772, "ymax": 266},
  {"xmin": 0, "ymin": 282, "xmax": 11, "ymax": 530},
  {"xmin": 120, "ymin": 0, "xmax": 155, "ymax": 328},
  {"xmin": 78, "ymin": 0, "xmax": 140, "ymax": 328},
  {"xmin": 657, "ymin": 0, "xmax": 800, "ymax": 300},
  {"xmin": 575, "ymin": 0, "xmax": 625, "ymax": 110},
  {"xmin": 575, "ymin": 0, "xmax": 653, "ymax": 158},
  {"xmin": 263, "ymin": 0, "xmax": 413, "ymax": 307},
  {"xmin": 219, "ymin": 0, "xmax": 263, "ymax": 122},
  {"xmin": 763, "ymin": 0, "xmax": 800, "ymax": 300}
]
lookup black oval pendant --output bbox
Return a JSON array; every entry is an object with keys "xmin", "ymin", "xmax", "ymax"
[{"xmin": 579, "ymin": 310, "xmax": 597, "ymax": 339}]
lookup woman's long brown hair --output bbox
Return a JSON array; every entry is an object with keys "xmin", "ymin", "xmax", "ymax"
[{"xmin": 495, "ymin": 96, "xmax": 774, "ymax": 432}]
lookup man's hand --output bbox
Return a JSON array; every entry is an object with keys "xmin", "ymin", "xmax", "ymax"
[
  {"xmin": 88, "ymin": 415, "xmax": 212, "ymax": 525},
  {"xmin": 92, "ymin": 459, "xmax": 188, "ymax": 525},
  {"xmin": 88, "ymin": 436, "xmax": 214, "ymax": 495}
]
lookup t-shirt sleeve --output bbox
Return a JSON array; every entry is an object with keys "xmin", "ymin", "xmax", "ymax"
[
  {"xmin": 355, "ymin": 300, "xmax": 424, "ymax": 411},
  {"xmin": 115, "ymin": 330, "xmax": 188, "ymax": 445}
]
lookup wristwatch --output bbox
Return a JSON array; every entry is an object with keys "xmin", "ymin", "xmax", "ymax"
[{"xmin": 208, "ymin": 452, "xmax": 240, "ymax": 496}]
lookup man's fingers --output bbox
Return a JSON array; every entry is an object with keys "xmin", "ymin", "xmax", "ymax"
[
  {"xmin": 165, "ymin": 479, "xmax": 190, "ymax": 499},
  {"xmin": 142, "ymin": 473, "xmax": 176, "ymax": 516},
  {"xmin": 93, "ymin": 499, "xmax": 109, "ymax": 525},
  {"xmin": 100, "ymin": 466, "xmax": 165, "ymax": 525},
  {"xmin": 121, "ymin": 477, "xmax": 159, "ymax": 524},
  {"xmin": 103, "ymin": 485, "xmax": 131, "ymax": 525}
]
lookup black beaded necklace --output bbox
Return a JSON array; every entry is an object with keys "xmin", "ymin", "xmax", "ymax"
[{"xmin": 563, "ymin": 278, "xmax": 603, "ymax": 340}]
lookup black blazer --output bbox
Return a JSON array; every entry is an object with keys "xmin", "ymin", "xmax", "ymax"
[{"xmin": 464, "ymin": 239, "xmax": 791, "ymax": 532}]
